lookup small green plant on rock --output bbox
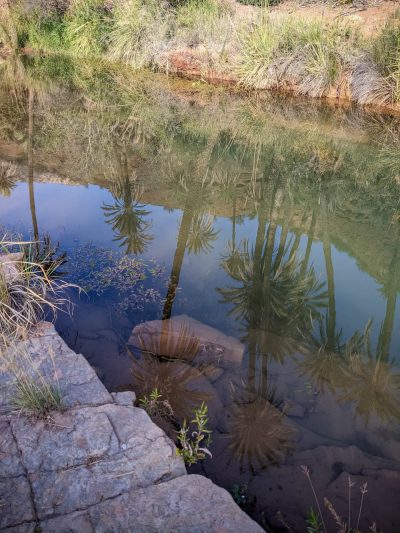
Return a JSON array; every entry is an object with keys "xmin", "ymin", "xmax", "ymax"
[
  {"xmin": 139, "ymin": 387, "xmax": 174, "ymax": 420},
  {"xmin": 176, "ymin": 402, "xmax": 212, "ymax": 465}
]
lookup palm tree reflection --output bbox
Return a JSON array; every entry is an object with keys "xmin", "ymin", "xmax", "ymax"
[
  {"xmin": 0, "ymin": 161, "xmax": 17, "ymax": 197},
  {"xmin": 103, "ymin": 152, "xmax": 153, "ymax": 255},
  {"xmin": 227, "ymin": 384, "xmax": 296, "ymax": 473}
]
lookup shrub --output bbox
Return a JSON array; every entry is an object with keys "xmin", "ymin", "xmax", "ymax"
[
  {"xmin": 238, "ymin": 15, "xmax": 360, "ymax": 96},
  {"xmin": 372, "ymin": 9, "xmax": 400, "ymax": 102},
  {"xmin": 139, "ymin": 388, "xmax": 174, "ymax": 420},
  {"xmin": 173, "ymin": 0, "xmax": 235, "ymax": 67},
  {"xmin": 65, "ymin": 0, "xmax": 111, "ymax": 57},
  {"xmin": 107, "ymin": 0, "xmax": 171, "ymax": 68}
]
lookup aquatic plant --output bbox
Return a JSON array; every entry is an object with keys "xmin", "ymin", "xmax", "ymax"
[
  {"xmin": 67, "ymin": 243, "xmax": 164, "ymax": 312},
  {"xmin": 138, "ymin": 387, "xmax": 174, "ymax": 421},
  {"xmin": 176, "ymin": 402, "xmax": 212, "ymax": 465},
  {"xmin": 302, "ymin": 466, "xmax": 376, "ymax": 533}
]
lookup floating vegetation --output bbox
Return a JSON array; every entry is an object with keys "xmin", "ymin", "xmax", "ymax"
[{"xmin": 67, "ymin": 243, "xmax": 165, "ymax": 312}]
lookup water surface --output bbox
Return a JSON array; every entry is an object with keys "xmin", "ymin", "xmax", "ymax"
[{"xmin": 1, "ymin": 56, "xmax": 400, "ymax": 531}]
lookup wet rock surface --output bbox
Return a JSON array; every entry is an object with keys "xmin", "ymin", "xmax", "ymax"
[{"xmin": 0, "ymin": 322, "xmax": 262, "ymax": 532}]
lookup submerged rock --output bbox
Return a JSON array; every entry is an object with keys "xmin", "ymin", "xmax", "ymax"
[{"xmin": 129, "ymin": 314, "xmax": 245, "ymax": 368}]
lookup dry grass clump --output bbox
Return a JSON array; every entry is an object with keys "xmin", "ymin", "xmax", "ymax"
[
  {"xmin": 238, "ymin": 14, "xmax": 361, "ymax": 97},
  {"xmin": 13, "ymin": 377, "xmax": 64, "ymax": 418},
  {"xmin": 0, "ymin": 236, "xmax": 73, "ymax": 343},
  {"xmin": 171, "ymin": 0, "xmax": 245, "ymax": 73}
]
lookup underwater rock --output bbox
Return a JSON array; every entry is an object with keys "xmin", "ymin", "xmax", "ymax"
[{"xmin": 129, "ymin": 315, "xmax": 244, "ymax": 368}]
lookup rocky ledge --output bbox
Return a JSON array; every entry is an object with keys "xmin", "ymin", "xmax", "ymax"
[{"xmin": 0, "ymin": 322, "xmax": 262, "ymax": 532}]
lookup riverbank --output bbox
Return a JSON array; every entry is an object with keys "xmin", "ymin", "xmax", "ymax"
[
  {"xmin": 0, "ymin": 0, "xmax": 400, "ymax": 113},
  {"xmin": 0, "ymin": 320, "xmax": 262, "ymax": 531}
]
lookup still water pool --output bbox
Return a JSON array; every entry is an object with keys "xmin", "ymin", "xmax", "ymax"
[{"xmin": 1, "ymin": 56, "xmax": 400, "ymax": 531}]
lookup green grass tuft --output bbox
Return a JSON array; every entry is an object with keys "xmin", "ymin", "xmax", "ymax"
[{"xmin": 13, "ymin": 378, "xmax": 64, "ymax": 419}]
